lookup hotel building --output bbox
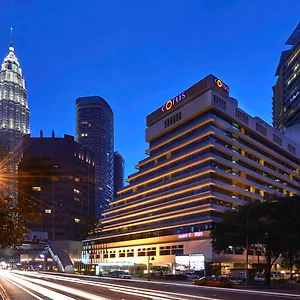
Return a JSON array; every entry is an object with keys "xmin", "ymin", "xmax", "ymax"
[{"xmin": 83, "ymin": 74, "xmax": 300, "ymax": 273}]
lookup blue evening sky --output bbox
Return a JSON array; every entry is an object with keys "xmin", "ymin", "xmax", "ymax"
[{"xmin": 0, "ymin": 0, "xmax": 299, "ymax": 179}]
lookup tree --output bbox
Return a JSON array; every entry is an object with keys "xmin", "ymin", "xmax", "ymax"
[
  {"xmin": 211, "ymin": 197, "xmax": 300, "ymax": 285},
  {"xmin": 0, "ymin": 197, "xmax": 40, "ymax": 248}
]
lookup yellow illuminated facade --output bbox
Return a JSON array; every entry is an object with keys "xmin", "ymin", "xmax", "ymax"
[{"xmin": 83, "ymin": 74, "xmax": 300, "ymax": 273}]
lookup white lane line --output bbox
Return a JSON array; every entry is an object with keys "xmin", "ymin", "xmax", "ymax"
[
  {"xmin": 16, "ymin": 272, "xmax": 220, "ymax": 300},
  {"xmin": 10, "ymin": 272, "xmax": 111, "ymax": 300},
  {"xmin": 1, "ymin": 272, "xmax": 76, "ymax": 300}
]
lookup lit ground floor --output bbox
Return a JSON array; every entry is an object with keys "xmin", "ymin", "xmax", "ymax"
[{"xmin": 82, "ymin": 231, "xmax": 274, "ymax": 276}]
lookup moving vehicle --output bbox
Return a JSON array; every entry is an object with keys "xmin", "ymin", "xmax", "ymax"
[{"xmin": 193, "ymin": 276, "xmax": 236, "ymax": 288}]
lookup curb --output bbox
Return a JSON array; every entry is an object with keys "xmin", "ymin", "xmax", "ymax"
[{"xmin": 0, "ymin": 282, "xmax": 10, "ymax": 300}]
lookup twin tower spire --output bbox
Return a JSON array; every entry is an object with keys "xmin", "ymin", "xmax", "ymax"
[{"xmin": 9, "ymin": 28, "xmax": 14, "ymax": 52}]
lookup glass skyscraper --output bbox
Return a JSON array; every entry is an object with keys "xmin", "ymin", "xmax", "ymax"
[
  {"xmin": 76, "ymin": 96, "xmax": 114, "ymax": 218},
  {"xmin": 0, "ymin": 37, "xmax": 30, "ymax": 198},
  {"xmin": 273, "ymin": 23, "xmax": 300, "ymax": 131}
]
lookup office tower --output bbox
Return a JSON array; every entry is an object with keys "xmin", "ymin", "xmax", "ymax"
[
  {"xmin": 76, "ymin": 96, "xmax": 114, "ymax": 217},
  {"xmin": 18, "ymin": 132, "xmax": 95, "ymax": 241},
  {"xmin": 273, "ymin": 23, "xmax": 300, "ymax": 131},
  {"xmin": 83, "ymin": 74, "xmax": 300, "ymax": 274},
  {"xmin": 113, "ymin": 151, "xmax": 124, "ymax": 199},
  {"xmin": 0, "ymin": 33, "xmax": 30, "ymax": 198}
]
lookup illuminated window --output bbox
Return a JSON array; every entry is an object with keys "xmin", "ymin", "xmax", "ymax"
[
  {"xmin": 45, "ymin": 209, "xmax": 51, "ymax": 214},
  {"xmin": 73, "ymin": 189, "xmax": 80, "ymax": 194},
  {"xmin": 32, "ymin": 186, "xmax": 41, "ymax": 192},
  {"xmin": 74, "ymin": 218, "xmax": 80, "ymax": 223}
]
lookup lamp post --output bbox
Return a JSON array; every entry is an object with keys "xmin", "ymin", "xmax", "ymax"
[
  {"xmin": 245, "ymin": 205, "xmax": 253, "ymax": 285},
  {"xmin": 147, "ymin": 255, "xmax": 155, "ymax": 281}
]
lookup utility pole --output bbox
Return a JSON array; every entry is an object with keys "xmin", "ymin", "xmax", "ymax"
[
  {"xmin": 245, "ymin": 205, "xmax": 253, "ymax": 285},
  {"xmin": 147, "ymin": 254, "xmax": 155, "ymax": 281}
]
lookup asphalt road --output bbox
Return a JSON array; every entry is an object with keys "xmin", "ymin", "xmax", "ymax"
[{"xmin": 1, "ymin": 271, "xmax": 300, "ymax": 300}]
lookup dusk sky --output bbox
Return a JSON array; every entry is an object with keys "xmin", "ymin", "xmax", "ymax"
[{"xmin": 0, "ymin": 0, "xmax": 299, "ymax": 179}]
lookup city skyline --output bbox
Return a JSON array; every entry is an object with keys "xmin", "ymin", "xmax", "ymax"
[{"xmin": 1, "ymin": 0, "xmax": 299, "ymax": 179}]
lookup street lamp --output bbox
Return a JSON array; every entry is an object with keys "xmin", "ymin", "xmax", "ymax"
[
  {"xmin": 245, "ymin": 205, "xmax": 253, "ymax": 285},
  {"xmin": 147, "ymin": 255, "xmax": 155, "ymax": 281}
]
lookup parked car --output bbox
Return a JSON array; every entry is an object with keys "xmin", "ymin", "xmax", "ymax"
[
  {"xmin": 193, "ymin": 276, "xmax": 236, "ymax": 288},
  {"xmin": 186, "ymin": 273, "xmax": 200, "ymax": 280},
  {"xmin": 254, "ymin": 274, "xmax": 265, "ymax": 282},
  {"xmin": 228, "ymin": 277, "xmax": 244, "ymax": 285},
  {"xmin": 270, "ymin": 273, "xmax": 280, "ymax": 282},
  {"xmin": 106, "ymin": 270, "xmax": 131, "ymax": 279}
]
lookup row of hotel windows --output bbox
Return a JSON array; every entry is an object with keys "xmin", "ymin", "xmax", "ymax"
[
  {"xmin": 213, "ymin": 94, "xmax": 295, "ymax": 153},
  {"xmin": 142, "ymin": 135, "xmax": 296, "ymax": 186},
  {"xmin": 120, "ymin": 135, "xmax": 298, "ymax": 204},
  {"xmin": 140, "ymin": 120, "xmax": 298, "ymax": 185},
  {"xmin": 148, "ymin": 110, "xmax": 298, "ymax": 169},
  {"xmin": 87, "ymin": 245, "xmax": 184, "ymax": 259},
  {"xmin": 114, "ymin": 151, "xmax": 297, "ymax": 208},
  {"xmin": 84, "ymin": 223, "xmax": 213, "ymax": 245}
]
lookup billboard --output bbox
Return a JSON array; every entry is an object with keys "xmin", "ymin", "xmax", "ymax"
[{"xmin": 175, "ymin": 254, "xmax": 205, "ymax": 271}]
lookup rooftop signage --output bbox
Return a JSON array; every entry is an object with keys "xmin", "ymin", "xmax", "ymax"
[
  {"xmin": 146, "ymin": 74, "xmax": 229, "ymax": 127},
  {"xmin": 178, "ymin": 231, "xmax": 203, "ymax": 239},
  {"xmin": 161, "ymin": 93, "xmax": 186, "ymax": 112},
  {"xmin": 214, "ymin": 78, "xmax": 229, "ymax": 92}
]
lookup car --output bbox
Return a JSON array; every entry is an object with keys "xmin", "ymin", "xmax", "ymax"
[
  {"xmin": 229, "ymin": 277, "xmax": 244, "ymax": 285},
  {"xmin": 186, "ymin": 273, "xmax": 200, "ymax": 280},
  {"xmin": 254, "ymin": 274, "xmax": 265, "ymax": 282},
  {"xmin": 106, "ymin": 270, "xmax": 131, "ymax": 279},
  {"xmin": 270, "ymin": 273, "xmax": 280, "ymax": 282},
  {"xmin": 193, "ymin": 276, "xmax": 236, "ymax": 288}
]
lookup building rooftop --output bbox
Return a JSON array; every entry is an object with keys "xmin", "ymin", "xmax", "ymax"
[{"xmin": 286, "ymin": 23, "xmax": 300, "ymax": 46}]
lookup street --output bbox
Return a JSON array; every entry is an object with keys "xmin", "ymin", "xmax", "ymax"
[{"xmin": 1, "ymin": 271, "xmax": 300, "ymax": 300}]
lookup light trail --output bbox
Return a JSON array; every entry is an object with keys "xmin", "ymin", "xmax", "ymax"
[
  {"xmin": 14, "ymin": 271, "xmax": 220, "ymax": 300},
  {"xmin": 16, "ymin": 271, "xmax": 300, "ymax": 299},
  {"xmin": 5, "ymin": 272, "xmax": 111, "ymax": 300},
  {"xmin": 0, "ymin": 270, "xmax": 76, "ymax": 299}
]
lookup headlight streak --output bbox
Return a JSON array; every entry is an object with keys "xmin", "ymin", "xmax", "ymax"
[
  {"xmin": 12, "ymin": 271, "xmax": 219, "ymax": 300},
  {"xmin": 0, "ymin": 271, "xmax": 75, "ymax": 300},
  {"xmin": 14, "ymin": 271, "xmax": 300, "ymax": 299},
  {"xmin": 4, "ymin": 272, "xmax": 110, "ymax": 300}
]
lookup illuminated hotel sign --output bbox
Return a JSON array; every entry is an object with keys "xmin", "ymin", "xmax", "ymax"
[
  {"xmin": 178, "ymin": 231, "xmax": 203, "ymax": 239},
  {"xmin": 161, "ymin": 92, "xmax": 186, "ymax": 112},
  {"xmin": 214, "ymin": 78, "xmax": 229, "ymax": 92}
]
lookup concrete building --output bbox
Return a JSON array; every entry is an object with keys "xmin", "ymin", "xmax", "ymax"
[
  {"xmin": 83, "ymin": 74, "xmax": 300, "ymax": 274},
  {"xmin": 18, "ymin": 132, "xmax": 95, "ymax": 241},
  {"xmin": 113, "ymin": 151, "xmax": 124, "ymax": 199},
  {"xmin": 273, "ymin": 23, "xmax": 300, "ymax": 131},
  {"xmin": 76, "ymin": 96, "xmax": 114, "ymax": 217}
]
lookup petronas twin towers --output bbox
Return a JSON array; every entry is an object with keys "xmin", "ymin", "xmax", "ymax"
[{"xmin": 0, "ymin": 31, "xmax": 30, "ymax": 198}]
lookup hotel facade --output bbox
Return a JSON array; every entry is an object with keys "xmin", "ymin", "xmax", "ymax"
[{"xmin": 83, "ymin": 74, "xmax": 300, "ymax": 274}]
